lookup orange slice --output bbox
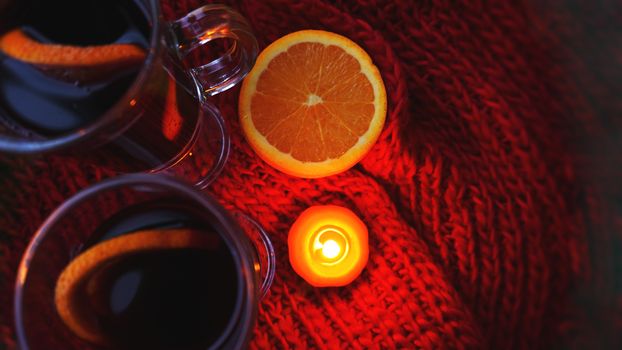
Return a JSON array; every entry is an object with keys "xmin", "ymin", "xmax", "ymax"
[
  {"xmin": 0, "ymin": 28, "xmax": 146, "ymax": 83},
  {"xmin": 239, "ymin": 30, "xmax": 387, "ymax": 178},
  {"xmin": 54, "ymin": 229, "xmax": 218, "ymax": 345}
]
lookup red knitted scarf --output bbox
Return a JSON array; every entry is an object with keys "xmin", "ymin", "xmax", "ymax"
[{"xmin": 1, "ymin": 0, "xmax": 620, "ymax": 349}]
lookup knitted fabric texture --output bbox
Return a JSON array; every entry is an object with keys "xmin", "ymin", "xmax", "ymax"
[{"xmin": 0, "ymin": 0, "xmax": 620, "ymax": 349}]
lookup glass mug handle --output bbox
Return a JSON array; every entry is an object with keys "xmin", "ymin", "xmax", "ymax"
[{"xmin": 168, "ymin": 4, "xmax": 258, "ymax": 96}]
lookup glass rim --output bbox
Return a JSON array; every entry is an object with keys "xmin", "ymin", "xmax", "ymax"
[
  {"xmin": 0, "ymin": 0, "xmax": 163, "ymax": 154},
  {"xmin": 14, "ymin": 173, "xmax": 258, "ymax": 349}
]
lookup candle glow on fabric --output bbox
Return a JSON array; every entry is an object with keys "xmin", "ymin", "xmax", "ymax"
[{"xmin": 288, "ymin": 205, "xmax": 368, "ymax": 287}]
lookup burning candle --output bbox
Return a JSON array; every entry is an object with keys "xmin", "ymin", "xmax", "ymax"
[{"xmin": 288, "ymin": 205, "xmax": 368, "ymax": 287}]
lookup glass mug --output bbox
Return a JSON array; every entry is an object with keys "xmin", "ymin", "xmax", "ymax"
[
  {"xmin": 15, "ymin": 173, "xmax": 275, "ymax": 349},
  {"xmin": 0, "ymin": 0, "xmax": 258, "ymax": 188}
]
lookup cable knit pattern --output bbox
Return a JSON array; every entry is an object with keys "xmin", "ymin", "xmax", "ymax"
[{"xmin": 1, "ymin": 0, "xmax": 620, "ymax": 349}]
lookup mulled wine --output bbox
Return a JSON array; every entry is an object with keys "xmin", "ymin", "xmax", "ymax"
[
  {"xmin": 0, "ymin": 0, "xmax": 149, "ymax": 134},
  {"xmin": 59, "ymin": 199, "xmax": 241, "ymax": 350},
  {"xmin": 0, "ymin": 0, "xmax": 202, "ymax": 172}
]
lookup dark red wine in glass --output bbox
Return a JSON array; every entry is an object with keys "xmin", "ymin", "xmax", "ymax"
[
  {"xmin": 14, "ymin": 175, "xmax": 269, "ymax": 349},
  {"xmin": 0, "ymin": 0, "xmax": 203, "ymax": 173},
  {"xmin": 0, "ymin": 0, "xmax": 258, "ymax": 187},
  {"xmin": 76, "ymin": 199, "xmax": 241, "ymax": 350}
]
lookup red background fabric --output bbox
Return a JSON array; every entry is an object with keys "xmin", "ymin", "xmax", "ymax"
[{"xmin": 1, "ymin": 0, "xmax": 621, "ymax": 349}]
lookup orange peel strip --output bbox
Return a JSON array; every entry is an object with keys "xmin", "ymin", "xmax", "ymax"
[
  {"xmin": 0, "ymin": 28, "xmax": 146, "ymax": 66},
  {"xmin": 0, "ymin": 28, "xmax": 146, "ymax": 83}
]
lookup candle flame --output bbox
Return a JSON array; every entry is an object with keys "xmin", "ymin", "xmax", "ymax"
[
  {"xmin": 321, "ymin": 239, "xmax": 341, "ymax": 259},
  {"xmin": 311, "ymin": 226, "xmax": 349, "ymax": 265}
]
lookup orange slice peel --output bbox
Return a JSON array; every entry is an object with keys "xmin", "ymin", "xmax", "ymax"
[
  {"xmin": 0, "ymin": 28, "xmax": 146, "ymax": 83},
  {"xmin": 239, "ymin": 30, "xmax": 387, "ymax": 178},
  {"xmin": 54, "ymin": 229, "xmax": 218, "ymax": 345}
]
